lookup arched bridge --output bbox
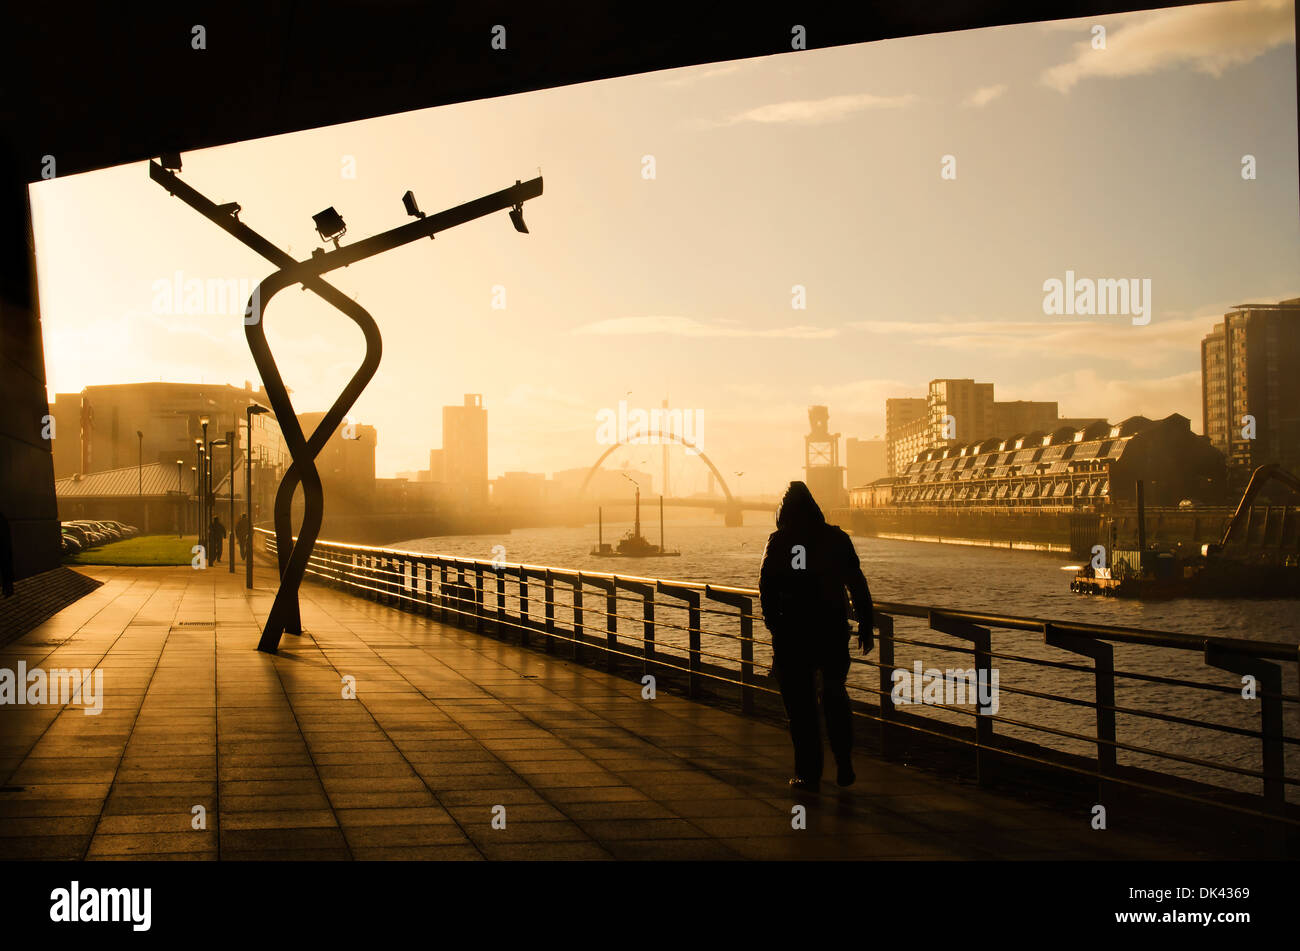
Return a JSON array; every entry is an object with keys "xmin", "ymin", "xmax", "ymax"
[{"xmin": 579, "ymin": 430, "xmax": 750, "ymax": 525}]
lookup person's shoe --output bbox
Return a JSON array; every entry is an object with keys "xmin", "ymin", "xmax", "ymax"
[
  {"xmin": 788, "ymin": 777, "xmax": 820, "ymax": 792},
  {"xmin": 836, "ymin": 765, "xmax": 856, "ymax": 787}
]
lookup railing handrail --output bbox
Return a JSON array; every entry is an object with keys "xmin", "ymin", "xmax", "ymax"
[{"xmin": 252, "ymin": 526, "xmax": 1299, "ymax": 661}]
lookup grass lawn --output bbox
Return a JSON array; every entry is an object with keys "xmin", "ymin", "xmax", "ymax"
[{"xmin": 67, "ymin": 534, "xmax": 200, "ymax": 566}]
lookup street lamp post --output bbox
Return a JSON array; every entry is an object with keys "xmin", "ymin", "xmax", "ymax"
[
  {"xmin": 175, "ymin": 459, "xmax": 183, "ymax": 536},
  {"xmin": 227, "ymin": 430, "xmax": 235, "ymax": 574},
  {"xmin": 190, "ymin": 465, "xmax": 198, "ymax": 535},
  {"xmin": 208, "ymin": 437, "xmax": 226, "ymax": 564},
  {"xmin": 245, "ymin": 404, "xmax": 269, "ymax": 589},
  {"xmin": 195, "ymin": 440, "xmax": 205, "ymax": 545},
  {"xmin": 199, "ymin": 416, "xmax": 209, "ymax": 549}
]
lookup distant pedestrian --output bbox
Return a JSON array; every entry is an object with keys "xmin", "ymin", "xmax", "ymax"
[
  {"xmin": 759, "ymin": 481, "xmax": 874, "ymax": 791},
  {"xmin": 209, "ymin": 515, "xmax": 225, "ymax": 565},
  {"xmin": 235, "ymin": 513, "xmax": 250, "ymax": 562}
]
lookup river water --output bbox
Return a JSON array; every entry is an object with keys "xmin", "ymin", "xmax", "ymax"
[{"xmin": 394, "ymin": 517, "xmax": 1299, "ymax": 799}]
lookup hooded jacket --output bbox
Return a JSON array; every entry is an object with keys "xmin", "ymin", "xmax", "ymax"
[{"xmin": 759, "ymin": 482, "xmax": 873, "ymax": 641}]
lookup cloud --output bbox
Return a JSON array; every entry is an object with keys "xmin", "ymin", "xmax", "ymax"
[
  {"xmin": 964, "ymin": 83, "xmax": 1008, "ymax": 107},
  {"xmin": 661, "ymin": 61, "xmax": 748, "ymax": 87},
  {"xmin": 717, "ymin": 91, "xmax": 917, "ymax": 126},
  {"xmin": 848, "ymin": 311, "xmax": 1225, "ymax": 370},
  {"xmin": 1042, "ymin": 0, "xmax": 1294, "ymax": 93},
  {"xmin": 572, "ymin": 315, "xmax": 839, "ymax": 339}
]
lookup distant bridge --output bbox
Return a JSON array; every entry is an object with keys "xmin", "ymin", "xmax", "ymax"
[
  {"xmin": 588, "ymin": 495, "xmax": 775, "ymax": 515},
  {"xmin": 578, "ymin": 428, "xmax": 756, "ymax": 524}
]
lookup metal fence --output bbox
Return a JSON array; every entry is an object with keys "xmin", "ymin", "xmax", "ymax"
[{"xmin": 257, "ymin": 528, "xmax": 1300, "ymax": 826}]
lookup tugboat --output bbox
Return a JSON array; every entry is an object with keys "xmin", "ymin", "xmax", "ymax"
[{"xmin": 590, "ymin": 479, "xmax": 680, "ymax": 558}]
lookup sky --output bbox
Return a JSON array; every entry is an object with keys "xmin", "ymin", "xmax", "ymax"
[{"xmin": 29, "ymin": 0, "xmax": 1300, "ymax": 498}]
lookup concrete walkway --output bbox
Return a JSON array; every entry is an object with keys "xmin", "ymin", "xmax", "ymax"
[{"xmin": 0, "ymin": 565, "xmax": 1201, "ymax": 860}]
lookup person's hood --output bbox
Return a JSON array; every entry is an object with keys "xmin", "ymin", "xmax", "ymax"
[{"xmin": 774, "ymin": 481, "xmax": 825, "ymax": 531}]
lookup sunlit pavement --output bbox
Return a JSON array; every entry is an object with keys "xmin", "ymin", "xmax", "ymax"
[{"xmin": 0, "ymin": 565, "xmax": 1200, "ymax": 860}]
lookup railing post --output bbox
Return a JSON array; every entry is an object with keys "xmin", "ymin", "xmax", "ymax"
[
  {"xmin": 707, "ymin": 587, "xmax": 752, "ymax": 713},
  {"xmin": 619, "ymin": 580, "xmax": 656, "ymax": 679},
  {"xmin": 659, "ymin": 582, "xmax": 702, "ymax": 699},
  {"xmin": 544, "ymin": 570, "xmax": 555, "ymax": 654},
  {"xmin": 474, "ymin": 567, "xmax": 484, "ymax": 635},
  {"xmin": 1044, "ymin": 623, "xmax": 1116, "ymax": 799},
  {"xmin": 439, "ymin": 563, "xmax": 449, "ymax": 623},
  {"xmin": 518, "ymin": 566, "xmax": 530, "ymax": 648},
  {"xmin": 423, "ymin": 560, "xmax": 433, "ymax": 617},
  {"xmin": 1205, "ymin": 644, "xmax": 1285, "ymax": 812},
  {"xmin": 571, "ymin": 576, "xmax": 584, "ymax": 663},
  {"xmin": 495, "ymin": 566, "xmax": 506, "ymax": 636},
  {"xmin": 931, "ymin": 612, "xmax": 995, "ymax": 786},
  {"xmin": 877, "ymin": 613, "xmax": 896, "ymax": 758},
  {"xmin": 583, "ymin": 577, "xmax": 616, "ymax": 672}
]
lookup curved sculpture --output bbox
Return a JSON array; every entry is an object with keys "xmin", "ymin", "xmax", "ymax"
[
  {"xmin": 579, "ymin": 429, "xmax": 734, "ymax": 502},
  {"xmin": 243, "ymin": 272, "xmax": 381, "ymax": 650},
  {"xmin": 149, "ymin": 161, "xmax": 542, "ymax": 652}
]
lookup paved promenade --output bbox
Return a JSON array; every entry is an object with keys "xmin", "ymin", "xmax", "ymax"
[{"xmin": 0, "ymin": 565, "xmax": 1204, "ymax": 860}]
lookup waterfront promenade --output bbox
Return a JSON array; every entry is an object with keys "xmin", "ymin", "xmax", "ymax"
[{"xmin": 1, "ymin": 564, "xmax": 1210, "ymax": 861}]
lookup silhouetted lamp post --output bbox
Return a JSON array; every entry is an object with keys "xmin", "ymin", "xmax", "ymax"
[
  {"xmin": 175, "ymin": 459, "xmax": 183, "ymax": 536},
  {"xmin": 208, "ymin": 437, "xmax": 225, "ymax": 561},
  {"xmin": 199, "ymin": 416, "xmax": 210, "ymax": 539},
  {"xmin": 151, "ymin": 157, "xmax": 543, "ymax": 653},
  {"xmin": 136, "ymin": 430, "xmax": 143, "ymax": 496},
  {"xmin": 245, "ymin": 404, "xmax": 269, "ymax": 589},
  {"xmin": 195, "ymin": 440, "xmax": 204, "ymax": 541},
  {"xmin": 226, "ymin": 430, "xmax": 235, "ymax": 574}
]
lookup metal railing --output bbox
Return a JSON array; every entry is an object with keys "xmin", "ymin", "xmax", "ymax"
[{"xmin": 256, "ymin": 528, "xmax": 1300, "ymax": 826}]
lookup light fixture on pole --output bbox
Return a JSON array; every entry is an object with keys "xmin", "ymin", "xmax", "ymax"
[
  {"xmin": 401, "ymin": 190, "xmax": 425, "ymax": 219},
  {"xmin": 312, "ymin": 207, "xmax": 347, "ymax": 249},
  {"xmin": 245, "ymin": 404, "xmax": 269, "ymax": 589}
]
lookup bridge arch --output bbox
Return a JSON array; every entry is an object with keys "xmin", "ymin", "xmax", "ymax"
[{"xmin": 579, "ymin": 430, "xmax": 734, "ymax": 503}]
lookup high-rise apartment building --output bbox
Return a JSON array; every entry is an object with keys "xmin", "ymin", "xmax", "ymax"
[{"xmin": 1201, "ymin": 298, "xmax": 1300, "ymax": 474}]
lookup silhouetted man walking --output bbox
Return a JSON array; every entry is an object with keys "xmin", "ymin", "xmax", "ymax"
[
  {"xmin": 209, "ymin": 515, "xmax": 225, "ymax": 566},
  {"xmin": 759, "ymin": 481, "xmax": 874, "ymax": 791},
  {"xmin": 235, "ymin": 512, "xmax": 250, "ymax": 562}
]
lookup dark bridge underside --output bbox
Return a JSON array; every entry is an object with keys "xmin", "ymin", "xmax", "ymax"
[{"xmin": 4, "ymin": 2, "xmax": 1216, "ymax": 184}]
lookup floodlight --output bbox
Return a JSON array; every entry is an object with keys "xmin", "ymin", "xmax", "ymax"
[
  {"xmin": 312, "ymin": 207, "xmax": 347, "ymax": 247},
  {"xmin": 160, "ymin": 152, "xmax": 182, "ymax": 171},
  {"xmin": 402, "ymin": 190, "xmax": 425, "ymax": 219},
  {"xmin": 509, "ymin": 204, "xmax": 528, "ymax": 234}
]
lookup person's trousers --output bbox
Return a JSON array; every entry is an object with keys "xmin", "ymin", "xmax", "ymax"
[{"xmin": 773, "ymin": 635, "xmax": 852, "ymax": 782}]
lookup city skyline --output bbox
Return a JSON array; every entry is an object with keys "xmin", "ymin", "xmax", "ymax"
[{"xmin": 28, "ymin": 0, "xmax": 1299, "ymax": 497}]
